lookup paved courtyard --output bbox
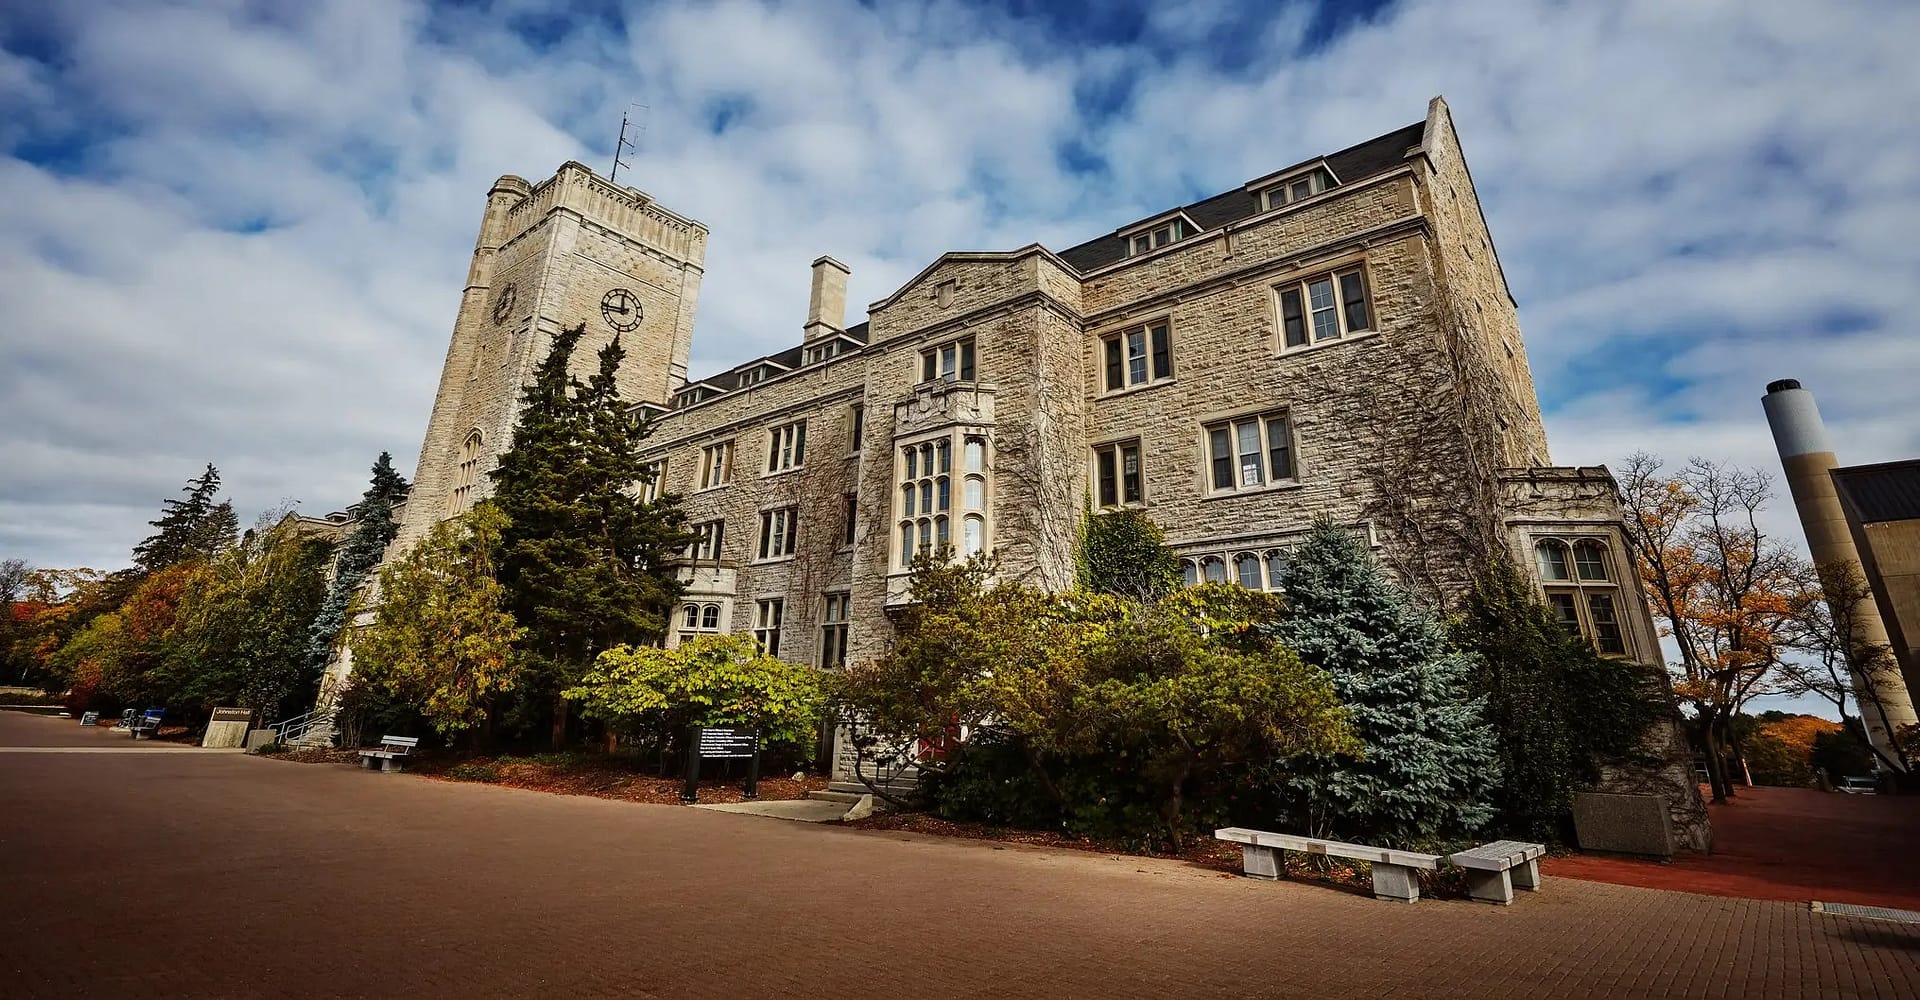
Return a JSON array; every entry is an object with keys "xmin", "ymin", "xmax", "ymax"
[{"xmin": 1, "ymin": 711, "xmax": 1916, "ymax": 999}]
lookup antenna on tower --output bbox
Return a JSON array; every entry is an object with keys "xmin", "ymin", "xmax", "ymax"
[{"xmin": 609, "ymin": 103, "xmax": 647, "ymax": 185}]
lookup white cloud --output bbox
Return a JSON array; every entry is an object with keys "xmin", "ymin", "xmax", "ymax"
[{"xmin": 1, "ymin": 0, "xmax": 1917, "ymax": 592}]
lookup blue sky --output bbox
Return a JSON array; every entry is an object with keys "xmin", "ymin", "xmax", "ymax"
[{"xmin": 3, "ymin": 0, "xmax": 1918, "ymax": 712}]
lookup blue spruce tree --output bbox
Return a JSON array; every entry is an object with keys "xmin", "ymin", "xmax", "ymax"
[
  {"xmin": 1266, "ymin": 521, "xmax": 1499, "ymax": 845},
  {"xmin": 305, "ymin": 453, "xmax": 410, "ymax": 673}
]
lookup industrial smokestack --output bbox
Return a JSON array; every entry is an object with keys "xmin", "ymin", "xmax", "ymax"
[{"xmin": 1763, "ymin": 379, "xmax": 1916, "ymax": 771}]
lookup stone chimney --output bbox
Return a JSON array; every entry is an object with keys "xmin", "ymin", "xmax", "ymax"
[{"xmin": 804, "ymin": 256, "xmax": 850, "ymax": 341}]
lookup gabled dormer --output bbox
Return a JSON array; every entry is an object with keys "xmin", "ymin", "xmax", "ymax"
[
  {"xmin": 1119, "ymin": 209, "xmax": 1203, "ymax": 258},
  {"xmin": 1247, "ymin": 160, "xmax": 1339, "ymax": 213}
]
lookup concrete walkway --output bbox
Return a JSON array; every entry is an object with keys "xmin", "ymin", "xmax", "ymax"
[
  {"xmin": 3, "ymin": 710, "xmax": 1917, "ymax": 999},
  {"xmin": 694, "ymin": 797, "xmax": 849, "ymax": 822}
]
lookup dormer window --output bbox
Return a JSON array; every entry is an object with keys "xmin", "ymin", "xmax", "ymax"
[
  {"xmin": 805, "ymin": 340, "xmax": 844, "ymax": 365},
  {"xmin": 673, "ymin": 386, "xmax": 712, "ymax": 410},
  {"xmin": 1260, "ymin": 167, "xmax": 1335, "ymax": 211},
  {"xmin": 1127, "ymin": 218, "xmax": 1190, "ymax": 257},
  {"xmin": 739, "ymin": 366, "xmax": 769, "ymax": 388}
]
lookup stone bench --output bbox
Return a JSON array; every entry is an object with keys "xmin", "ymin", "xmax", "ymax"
[
  {"xmin": 1447, "ymin": 840, "xmax": 1546, "ymax": 905},
  {"xmin": 1215, "ymin": 828, "xmax": 1442, "ymax": 903},
  {"xmin": 359, "ymin": 735, "xmax": 419, "ymax": 772}
]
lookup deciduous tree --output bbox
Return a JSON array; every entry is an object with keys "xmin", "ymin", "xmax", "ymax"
[
  {"xmin": 1618, "ymin": 454, "xmax": 1801, "ymax": 802},
  {"xmin": 351, "ymin": 504, "xmax": 523, "ymax": 738},
  {"xmin": 567, "ymin": 633, "xmax": 826, "ymax": 759}
]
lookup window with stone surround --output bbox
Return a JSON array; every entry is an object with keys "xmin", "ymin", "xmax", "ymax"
[
  {"xmin": 679, "ymin": 601, "xmax": 722, "ymax": 636},
  {"xmin": 896, "ymin": 437, "xmax": 952, "ymax": 567},
  {"xmin": 1093, "ymin": 439, "xmax": 1144, "ymax": 508},
  {"xmin": 1180, "ymin": 547, "xmax": 1291, "ymax": 592},
  {"xmin": 1126, "ymin": 218, "xmax": 1190, "ymax": 256},
  {"xmin": 686, "ymin": 519, "xmax": 724, "ymax": 561},
  {"xmin": 1535, "ymin": 538, "xmax": 1628, "ymax": 656},
  {"xmin": 1204, "ymin": 412, "xmax": 1295, "ymax": 494},
  {"xmin": 849, "ymin": 403, "xmax": 865, "ymax": 453},
  {"xmin": 698, "ymin": 440, "xmax": 734, "ymax": 490},
  {"xmin": 1277, "ymin": 266, "xmax": 1372, "ymax": 350},
  {"xmin": 920, "ymin": 337, "xmax": 975, "ymax": 383},
  {"xmin": 1101, "ymin": 321, "xmax": 1173, "ymax": 393},
  {"xmin": 819, "ymin": 592, "xmax": 850, "ymax": 668},
  {"xmin": 1259, "ymin": 166, "xmax": 1334, "ymax": 211},
  {"xmin": 757, "ymin": 506, "xmax": 799, "ymax": 561},
  {"xmin": 448, "ymin": 430, "xmax": 484, "ymax": 515},
  {"xmin": 753, "ymin": 598, "xmax": 784, "ymax": 657},
  {"xmin": 841, "ymin": 492, "xmax": 858, "ymax": 549},
  {"xmin": 639, "ymin": 459, "xmax": 666, "ymax": 503},
  {"xmin": 766, "ymin": 421, "xmax": 806, "ymax": 473}
]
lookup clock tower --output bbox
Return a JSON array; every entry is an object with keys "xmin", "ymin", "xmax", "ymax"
[{"xmin": 390, "ymin": 162, "xmax": 708, "ymax": 554}]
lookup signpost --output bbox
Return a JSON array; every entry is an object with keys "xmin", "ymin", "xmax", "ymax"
[
  {"xmin": 680, "ymin": 726, "xmax": 761, "ymax": 803},
  {"xmin": 202, "ymin": 707, "xmax": 253, "ymax": 748},
  {"xmin": 79, "ymin": 711, "xmax": 99, "ymax": 727}
]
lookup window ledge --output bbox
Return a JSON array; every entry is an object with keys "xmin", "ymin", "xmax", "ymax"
[
  {"xmin": 1096, "ymin": 378, "xmax": 1178, "ymax": 403},
  {"xmin": 692, "ymin": 483, "xmax": 732, "ymax": 495},
  {"xmin": 750, "ymin": 555, "xmax": 798, "ymax": 566},
  {"xmin": 1201, "ymin": 479, "xmax": 1305, "ymax": 503},
  {"xmin": 1277, "ymin": 329, "xmax": 1380, "ymax": 359},
  {"xmin": 761, "ymin": 466, "xmax": 806, "ymax": 480}
]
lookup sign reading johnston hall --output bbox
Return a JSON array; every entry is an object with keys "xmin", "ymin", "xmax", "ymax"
[{"xmin": 330, "ymin": 96, "xmax": 1709, "ymax": 851}]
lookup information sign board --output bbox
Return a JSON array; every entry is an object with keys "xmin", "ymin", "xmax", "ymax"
[{"xmin": 681, "ymin": 726, "xmax": 761, "ymax": 803}]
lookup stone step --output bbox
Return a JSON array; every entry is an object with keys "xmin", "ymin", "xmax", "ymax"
[{"xmin": 806, "ymin": 790, "xmax": 866, "ymax": 805}]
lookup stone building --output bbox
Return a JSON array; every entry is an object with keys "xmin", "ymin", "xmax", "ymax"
[{"xmin": 340, "ymin": 96, "xmax": 1708, "ymax": 850}]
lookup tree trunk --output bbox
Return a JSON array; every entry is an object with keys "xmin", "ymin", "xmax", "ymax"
[
  {"xmin": 1700, "ymin": 715, "xmax": 1732, "ymax": 804},
  {"xmin": 550, "ymin": 691, "xmax": 568, "ymax": 751}
]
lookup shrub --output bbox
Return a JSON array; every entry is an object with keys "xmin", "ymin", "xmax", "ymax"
[
  {"xmin": 252, "ymin": 742, "xmax": 288, "ymax": 755},
  {"xmin": 566, "ymin": 633, "xmax": 826, "ymax": 760},
  {"xmin": 1452, "ymin": 560, "xmax": 1663, "ymax": 841},
  {"xmin": 447, "ymin": 763, "xmax": 500, "ymax": 783}
]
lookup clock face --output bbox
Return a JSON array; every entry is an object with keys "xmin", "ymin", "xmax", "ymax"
[
  {"xmin": 491, "ymin": 283, "xmax": 517, "ymax": 325},
  {"xmin": 601, "ymin": 287, "xmax": 642, "ymax": 333}
]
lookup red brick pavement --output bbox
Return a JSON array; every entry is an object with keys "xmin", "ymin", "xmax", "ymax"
[
  {"xmin": 1548, "ymin": 784, "xmax": 1920, "ymax": 910},
  {"xmin": 2, "ymin": 710, "xmax": 1917, "ymax": 999}
]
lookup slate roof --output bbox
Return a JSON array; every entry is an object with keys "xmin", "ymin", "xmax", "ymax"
[
  {"xmin": 673, "ymin": 121, "xmax": 1424, "ymax": 399},
  {"xmin": 1056, "ymin": 121, "xmax": 1427, "ymax": 272},
  {"xmin": 1833, "ymin": 460, "xmax": 1920, "ymax": 524}
]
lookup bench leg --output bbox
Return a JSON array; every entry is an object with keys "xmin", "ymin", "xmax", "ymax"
[
  {"xmin": 361, "ymin": 755, "xmax": 376, "ymax": 770},
  {"xmin": 1465, "ymin": 868, "xmax": 1515, "ymax": 905},
  {"xmin": 1512, "ymin": 858, "xmax": 1541, "ymax": 892},
  {"xmin": 387, "ymin": 758, "xmax": 405, "ymax": 773},
  {"xmin": 1240, "ymin": 845, "xmax": 1281, "ymax": 880},
  {"xmin": 1371, "ymin": 863, "xmax": 1420, "ymax": 903}
]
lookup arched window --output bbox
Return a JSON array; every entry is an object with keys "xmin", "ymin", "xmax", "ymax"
[
  {"xmin": 1537, "ymin": 537, "xmax": 1627, "ymax": 656},
  {"xmin": 1264, "ymin": 549, "xmax": 1289, "ymax": 591},
  {"xmin": 897, "ymin": 435, "xmax": 986, "ymax": 569},
  {"xmin": 1534, "ymin": 540, "xmax": 1570, "ymax": 581},
  {"xmin": 1201, "ymin": 556, "xmax": 1227, "ymax": 584},
  {"xmin": 680, "ymin": 602, "xmax": 722, "ymax": 636},
  {"xmin": 1234, "ymin": 552, "xmax": 1262, "ymax": 589},
  {"xmin": 449, "ymin": 430, "xmax": 484, "ymax": 514},
  {"xmin": 1181, "ymin": 560, "xmax": 1199, "ymax": 588},
  {"xmin": 963, "ymin": 515, "xmax": 984, "ymax": 556}
]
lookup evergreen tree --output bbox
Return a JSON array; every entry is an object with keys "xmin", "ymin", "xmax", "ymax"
[
  {"xmin": 1265, "ymin": 521, "xmax": 1499, "ymax": 845},
  {"xmin": 1452, "ymin": 561, "xmax": 1662, "ymax": 841},
  {"xmin": 305, "ymin": 453, "xmax": 411, "ymax": 672},
  {"xmin": 491, "ymin": 325, "xmax": 689, "ymax": 748},
  {"xmin": 132, "ymin": 465, "xmax": 238, "ymax": 572}
]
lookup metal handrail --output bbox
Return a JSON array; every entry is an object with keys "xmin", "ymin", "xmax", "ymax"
[{"xmin": 272, "ymin": 710, "xmax": 318, "ymax": 743}]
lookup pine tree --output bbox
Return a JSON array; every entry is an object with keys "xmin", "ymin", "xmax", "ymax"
[
  {"xmin": 1453, "ymin": 561, "xmax": 1661, "ymax": 841},
  {"xmin": 305, "ymin": 452, "xmax": 412, "ymax": 672},
  {"xmin": 491, "ymin": 325, "xmax": 689, "ymax": 748},
  {"xmin": 133, "ymin": 465, "xmax": 238, "ymax": 573},
  {"xmin": 1265, "ymin": 521, "xmax": 1499, "ymax": 845}
]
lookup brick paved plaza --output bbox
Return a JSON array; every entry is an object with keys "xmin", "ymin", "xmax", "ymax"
[{"xmin": 1, "ymin": 711, "xmax": 1916, "ymax": 999}]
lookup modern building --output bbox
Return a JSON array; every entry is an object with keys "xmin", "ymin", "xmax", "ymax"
[
  {"xmin": 1763, "ymin": 380, "xmax": 1919, "ymax": 771},
  {"xmin": 325, "ymin": 96, "xmax": 1709, "ymax": 849}
]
